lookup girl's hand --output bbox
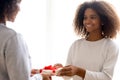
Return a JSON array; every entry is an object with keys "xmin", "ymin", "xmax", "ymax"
[
  {"xmin": 57, "ymin": 65, "xmax": 79, "ymax": 77},
  {"xmin": 42, "ymin": 74, "xmax": 52, "ymax": 80}
]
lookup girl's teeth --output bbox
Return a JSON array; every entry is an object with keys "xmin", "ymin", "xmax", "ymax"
[{"xmin": 87, "ymin": 25, "xmax": 91, "ymax": 27}]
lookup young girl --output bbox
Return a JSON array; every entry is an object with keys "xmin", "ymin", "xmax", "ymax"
[{"xmin": 55, "ymin": 1, "xmax": 120, "ymax": 80}]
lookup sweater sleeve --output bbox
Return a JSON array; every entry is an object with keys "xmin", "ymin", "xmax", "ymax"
[
  {"xmin": 66, "ymin": 42, "xmax": 75, "ymax": 65},
  {"xmin": 84, "ymin": 42, "xmax": 119, "ymax": 80},
  {"xmin": 31, "ymin": 74, "xmax": 43, "ymax": 80},
  {"xmin": 5, "ymin": 33, "xmax": 43, "ymax": 80},
  {"xmin": 5, "ymin": 33, "xmax": 32, "ymax": 80}
]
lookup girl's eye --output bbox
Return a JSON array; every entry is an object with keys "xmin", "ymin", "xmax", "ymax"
[
  {"xmin": 90, "ymin": 15, "xmax": 98, "ymax": 19},
  {"xmin": 83, "ymin": 15, "xmax": 98, "ymax": 20}
]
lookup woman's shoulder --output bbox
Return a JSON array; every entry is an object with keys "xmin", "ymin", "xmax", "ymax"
[
  {"xmin": 74, "ymin": 38, "xmax": 85, "ymax": 43},
  {"xmin": 104, "ymin": 38, "xmax": 119, "ymax": 49},
  {"xmin": 0, "ymin": 25, "xmax": 21, "ymax": 40},
  {"xmin": 0, "ymin": 25, "xmax": 16, "ymax": 34},
  {"xmin": 71, "ymin": 38, "xmax": 85, "ymax": 46},
  {"xmin": 105, "ymin": 38, "xmax": 117, "ymax": 45}
]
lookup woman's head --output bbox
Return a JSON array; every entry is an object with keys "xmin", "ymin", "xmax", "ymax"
[
  {"xmin": 74, "ymin": 1, "xmax": 120, "ymax": 39},
  {"xmin": 0, "ymin": 0, "xmax": 21, "ymax": 23}
]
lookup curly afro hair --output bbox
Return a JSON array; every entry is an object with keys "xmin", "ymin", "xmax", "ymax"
[{"xmin": 0, "ymin": 0, "xmax": 21, "ymax": 23}]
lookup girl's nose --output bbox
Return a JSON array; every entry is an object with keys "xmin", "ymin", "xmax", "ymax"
[{"xmin": 84, "ymin": 18, "xmax": 91, "ymax": 24}]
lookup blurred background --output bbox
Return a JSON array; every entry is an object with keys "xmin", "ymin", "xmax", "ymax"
[{"xmin": 7, "ymin": 0, "xmax": 120, "ymax": 80}]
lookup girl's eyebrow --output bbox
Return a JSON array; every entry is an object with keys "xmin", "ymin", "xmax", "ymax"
[
  {"xmin": 91, "ymin": 14, "xmax": 99, "ymax": 17},
  {"xmin": 84, "ymin": 14, "xmax": 99, "ymax": 18}
]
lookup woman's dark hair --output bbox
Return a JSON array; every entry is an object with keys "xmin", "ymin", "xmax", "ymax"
[
  {"xmin": 0, "ymin": 0, "xmax": 21, "ymax": 23},
  {"xmin": 74, "ymin": 1, "xmax": 120, "ymax": 39}
]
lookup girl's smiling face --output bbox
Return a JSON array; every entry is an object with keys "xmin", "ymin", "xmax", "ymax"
[{"xmin": 83, "ymin": 8, "xmax": 102, "ymax": 34}]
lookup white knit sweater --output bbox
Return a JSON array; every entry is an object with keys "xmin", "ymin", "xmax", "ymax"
[
  {"xmin": 66, "ymin": 38, "xmax": 119, "ymax": 80},
  {"xmin": 0, "ymin": 23, "xmax": 42, "ymax": 80}
]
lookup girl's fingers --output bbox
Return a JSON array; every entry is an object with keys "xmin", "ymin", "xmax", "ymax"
[{"xmin": 54, "ymin": 64, "xmax": 63, "ymax": 68}]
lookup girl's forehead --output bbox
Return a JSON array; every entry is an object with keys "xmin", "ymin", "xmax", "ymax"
[{"xmin": 84, "ymin": 8, "xmax": 98, "ymax": 15}]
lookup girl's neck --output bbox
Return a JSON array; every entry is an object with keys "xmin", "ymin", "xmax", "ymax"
[{"xmin": 86, "ymin": 33, "xmax": 104, "ymax": 41}]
